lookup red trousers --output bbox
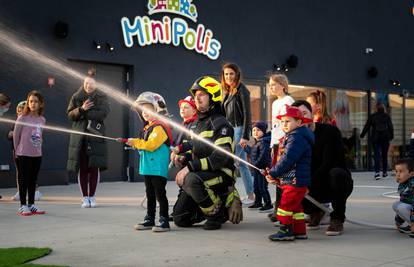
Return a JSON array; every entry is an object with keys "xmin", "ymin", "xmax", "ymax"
[{"xmin": 277, "ymin": 185, "xmax": 307, "ymax": 234}]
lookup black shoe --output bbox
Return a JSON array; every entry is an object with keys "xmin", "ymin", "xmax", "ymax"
[
  {"xmin": 203, "ymin": 219, "xmax": 222, "ymax": 230},
  {"xmin": 382, "ymin": 172, "xmax": 388, "ymax": 178},
  {"xmin": 374, "ymin": 172, "xmax": 381, "ymax": 180},
  {"xmin": 248, "ymin": 203, "xmax": 263, "ymax": 209},
  {"xmin": 398, "ymin": 225, "xmax": 411, "ymax": 234},
  {"xmin": 152, "ymin": 216, "xmax": 171, "ymax": 232},
  {"xmin": 133, "ymin": 215, "xmax": 155, "ymax": 230},
  {"xmin": 258, "ymin": 203, "xmax": 273, "ymax": 213}
]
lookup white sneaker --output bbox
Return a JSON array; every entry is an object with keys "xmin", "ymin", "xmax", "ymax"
[
  {"xmin": 241, "ymin": 196, "xmax": 255, "ymax": 206},
  {"xmin": 12, "ymin": 192, "xmax": 20, "ymax": 201},
  {"xmin": 89, "ymin": 197, "xmax": 97, "ymax": 208},
  {"xmin": 17, "ymin": 205, "xmax": 32, "ymax": 216},
  {"xmin": 29, "ymin": 204, "xmax": 46, "ymax": 215},
  {"xmin": 81, "ymin": 197, "xmax": 91, "ymax": 208},
  {"xmin": 34, "ymin": 191, "xmax": 42, "ymax": 201}
]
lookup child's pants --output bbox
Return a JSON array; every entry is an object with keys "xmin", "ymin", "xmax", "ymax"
[
  {"xmin": 144, "ymin": 175, "xmax": 169, "ymax": 219},
  {"xmin": 252, "ymin": 169, "xmax": 271, "ymax": 205},
  {"xmin": 16, "ymin": 156, "xmax": 42, "ymax": 206},
  {"xmin": 78, "ymin": 144, "xmax": 100, "ymax": 197},
  {"xmin": 277, "ymin": 185, "xmax": 308, "ymax": 234},
  {"xmin": 393, "ymin": 201, "xmax": 413, "ymax": 224}
]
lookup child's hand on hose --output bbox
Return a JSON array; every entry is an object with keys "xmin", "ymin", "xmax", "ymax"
[
  {"xmin": 116, "ymin": 138, "xmax": 133, "ymax": 147},
  {"xmin": 264, "ymin": 168, "xmax": 279, "ymax": 185}
]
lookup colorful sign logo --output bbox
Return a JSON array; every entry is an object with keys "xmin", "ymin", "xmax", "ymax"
[
  {"xmin": 147, "ymin": 0, "xmax": 197, "ymax": 22},
  {"xmin": 121, "ymin": 0, "xmax": 221, "ymax": 60}
]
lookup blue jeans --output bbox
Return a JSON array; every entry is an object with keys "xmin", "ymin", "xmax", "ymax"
[
  {"xmin": 393, "ymin": 201, "xmax": 413, "ymax": 224},
  {"xmin": 373, "ymin": 141, "xmax": 390, "ymax": 173},
  {"xmin": 234, "ymin": 126, "xmax": 253, "ymax": 195},
  {"xmin": 252, "ymin": 169, "xmax": 271, "ymax": 205}
]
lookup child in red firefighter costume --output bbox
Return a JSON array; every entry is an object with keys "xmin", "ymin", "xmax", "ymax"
[
  {"xmin": 171, "ymin": 96, "xmax": 197, "ymax": 163},
  {"xmin": 265, "ymin": 105, "xmax": 314, "ymax": 241}
]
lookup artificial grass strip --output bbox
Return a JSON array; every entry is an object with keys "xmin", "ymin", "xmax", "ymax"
[{"xmin": 0, "ymin": 247, "xmax": 67, "ymax": 267}]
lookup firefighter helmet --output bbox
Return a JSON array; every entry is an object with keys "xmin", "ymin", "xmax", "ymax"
[
  {"xmin": 134, "ymin": 91, "xmax": 169, "ymax": 116},
  {"xmin": 189, "ymin": 76, "xmax": 222, "ymax": 103}
]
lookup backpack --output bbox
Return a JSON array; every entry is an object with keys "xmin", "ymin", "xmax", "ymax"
[{"xmin": 151, "ymin": 120, "xmax": 173, "ymax": 146}]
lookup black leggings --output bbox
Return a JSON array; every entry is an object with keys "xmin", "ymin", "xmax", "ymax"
[
  {"xmin": 144, "ymin": 175, "xmax": 169, "ymax": 219},
  {"xmin": 16, "ymin": 156, "xmax": 42, "ymax": 206}
]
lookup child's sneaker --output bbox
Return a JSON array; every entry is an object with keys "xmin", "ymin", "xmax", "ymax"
[
  {"xmin": 34, "ymin": 191, "xmax": 42, "ymax": 201},
  {"xmin": 17, "ymin": 205, "xmax": 32, "ymax": 216},
  {"xmin": 382, "ymin": 172, "xmax": 388, "ymax": 178},
  {"xmin": 12, "ymin": 192, "xmax": 20, "ymax": 201},
  {"xmin": 248, "ymin": 203, "xmax": 262, "ymax": 209},
  {"xmin": 152, "ymin": 216, "xmax": 171, "ymax": 232},
  {"xmin": 374, "ymin": 172, "xmax": 381, "ymax": 180},
  {"xmin": 29, "ymin": 204, "xmax": 46, "ymax": 215},
  {"xmin": 258, "ymin": 203, "xmax": 273, "ymax": 213},
  {"xmin": 398, "ymin": 225, "xmax": 412, "ymax": 234},
  {"xmin": 89, "ymin": 197, "xmax": 97, "ymax": 208},
  {"xmin": 81, "ymin": 197, "xmax": 90, "ymax": 208},
  {"xmin": 294, "ymin": 233, "xmax": 308, "ymax": 240},
  {"xmin": 269, "ymin": 224, "xmax": 294, "ymax": 241},
  {"xmin": 134, "ymin": 215, "xmax": 155, "ymax": 230}
]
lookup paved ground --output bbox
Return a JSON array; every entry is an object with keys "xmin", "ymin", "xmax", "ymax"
[{"xmin": 0, "ymin": 172, "xmax": 412, "ymax": 267}]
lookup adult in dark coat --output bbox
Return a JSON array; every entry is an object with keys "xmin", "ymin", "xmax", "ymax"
[
  {"xmin": 292, "ymin": 100, "xmax": 354, "ymax": 236},
  {"xmin": 67, "ymin": 75, "xmax": 109, "ymax": 208},
  {"xmin": 360, "ymin": 103, "xmax": 394, "ymax": 179}
]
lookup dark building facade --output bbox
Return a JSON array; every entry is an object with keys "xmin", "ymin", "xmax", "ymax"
[{"xmin": 0, "ymin": 0, "xmax": 413, "ymax": 187}]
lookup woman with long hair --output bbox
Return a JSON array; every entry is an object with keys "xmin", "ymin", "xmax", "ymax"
[
  {"xmin": 221, "ymin": 63, "xmax": 254, "ymax": 205},
  {"xmin": 306, "ymin": 90, "xmax": 336, "ymax": 125}
]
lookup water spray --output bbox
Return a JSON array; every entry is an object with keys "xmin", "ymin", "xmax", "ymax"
[
  {"xmin": 0, "ymin": 24, "xmax": 259, "ymax": 172},
  {"xmin": 0, "ymin": 117, "xmax": 118, "ymax": 141}
]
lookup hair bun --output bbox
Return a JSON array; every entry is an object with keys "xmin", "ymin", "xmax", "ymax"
[{"xmin": 87, "ymin": 67, "xmax": 96, "ymax": 77}]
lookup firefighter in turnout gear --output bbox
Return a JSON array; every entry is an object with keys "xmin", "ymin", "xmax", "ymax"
[{"xmin": 172, "ymin": 76, "xmax": 243, "ymax": 230}]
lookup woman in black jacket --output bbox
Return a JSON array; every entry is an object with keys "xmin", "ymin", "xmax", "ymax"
[
  {"xmin": 67, "ymin": 73, "xmax": 109, "ymax": 208},
  {"xmin": 360, "ymin": 103, "xmax": 394, "ymax": 179},
  {"xmin": 221, "ymin": 63, "xmax": 254, "ymax": 205}
]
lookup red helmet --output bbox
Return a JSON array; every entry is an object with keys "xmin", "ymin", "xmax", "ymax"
[
  {"xmin": 276, "ymin": 105, "xmax": 313, "ymax": 123},
  {"xmin": 178, "ymin": 96, "xmax": 196, "ymax": 110}
]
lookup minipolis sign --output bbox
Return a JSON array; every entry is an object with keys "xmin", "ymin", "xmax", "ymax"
[{"xmin": 121, "ymin": 0, "xmax": 222, "ymax": 60}]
